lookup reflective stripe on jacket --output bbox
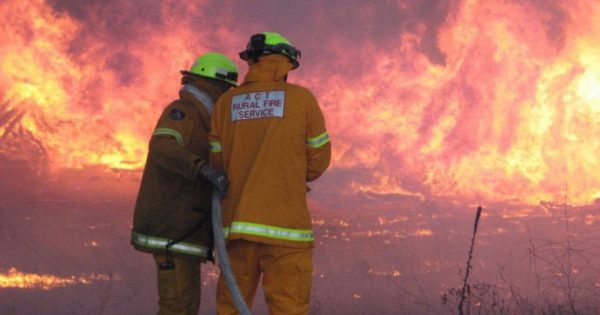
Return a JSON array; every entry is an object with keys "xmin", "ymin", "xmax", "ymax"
[
  {"xmin": 131, "ymin": 231, "xmax": 211, "ymax": 257},
  {"xmin": 222, "ymin": 222, "xmax": 314, "ymax": 242},
  {"xmin": 209, "ymin": 54, "xmax": 331, "ymax": 248}
]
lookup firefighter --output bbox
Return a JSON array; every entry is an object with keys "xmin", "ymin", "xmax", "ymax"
[
  {"xmin": 209, "ymin": 32, "xmax": 331, "ymax": 315},
  {"xmin": 131, "ymin": 52, "xmax": 238, "ymax": 315}
]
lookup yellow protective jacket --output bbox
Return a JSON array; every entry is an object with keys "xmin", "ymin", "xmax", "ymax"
[
  {"xmin": 209, "ymin": 54, "xmax": 331, "ymax": 248},
  {"xmin": 131, "ymin": 80, "xmax": 221, "ymax": 262}
]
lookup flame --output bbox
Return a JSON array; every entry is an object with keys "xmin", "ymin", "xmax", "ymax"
[
  {"xmin": 413, "ymin": 229, "xmax": 433, "ymax": 236},
  {"xmin": 322, "ymin": 0, "xmax": 600, "ymax": 205},
  {"xmin": 0, "ymin": 0, "xmax": 234, "ymax": 171},
  {"xmin": 2, "ymin": 0, "xmax": 600, "ymax": 205},
  {"xmin": 0, "ymin": 267, "xmax": 116, "ymax": 290},
  {"xmin": 368, "ymin": 268, "xmax": 402, "ymax": 277}
]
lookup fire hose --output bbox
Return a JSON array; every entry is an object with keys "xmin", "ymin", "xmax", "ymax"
[{"xmin": 212, "ymin": 190, "xmax": 252, "ymax": 315}]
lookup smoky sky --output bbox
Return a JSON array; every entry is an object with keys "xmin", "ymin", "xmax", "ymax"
[
  {"xmin": 44, "ymin": 0, "xmax": 572, "ymax": 81},
  {"xmin": 43, "ymin": 0, "xmax": 571, "ymax": 82},
  {"xmin": 44, "ymin": 0, "xmax": 456, "ymax": 78}
]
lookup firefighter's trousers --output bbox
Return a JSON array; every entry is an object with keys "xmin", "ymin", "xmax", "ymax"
[
  {"xmin": 153, "ymin": 254, "xmax": 201, "ymax": 315},
  {"xmin": 216, "ymin": 240, "xmax": 313, "ymax": 315}
]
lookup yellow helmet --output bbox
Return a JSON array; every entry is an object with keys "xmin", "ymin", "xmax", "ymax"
[
  {"xmin": 239, "ymin": 32, "xmax": 301, "ymax": 69},
  {"xmin": 180, "ymin": 52, "xmax": 238, "ymax": 86}
]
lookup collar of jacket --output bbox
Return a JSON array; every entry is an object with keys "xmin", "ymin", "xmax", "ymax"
[
  {"xmin": 243, "ymin": 54, "xmax": 294, "ymax": 84},
  {"xmin": 179, "ymin": 84, "xmax": 215, "ymax": 115}
]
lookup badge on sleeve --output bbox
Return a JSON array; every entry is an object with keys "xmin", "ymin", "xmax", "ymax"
[{"xmin": 169, "ymin": 108, "xmax": 186, "ymax": 120}]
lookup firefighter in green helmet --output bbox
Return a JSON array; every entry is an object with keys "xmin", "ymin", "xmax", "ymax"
[{"xmin": 131, "ymin": 52, "xmax": 237, "ymax": 315}]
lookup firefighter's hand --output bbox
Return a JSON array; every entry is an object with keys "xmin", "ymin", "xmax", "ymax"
[{"xmin": 198, "ymin": 163, "xmax": 228, "ymax": 197}]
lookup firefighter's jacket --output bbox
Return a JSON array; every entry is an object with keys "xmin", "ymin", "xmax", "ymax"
[
  {"xmin": 209, "ymin": 54, "xmax": 331, "ymax": 248},
  {"xmin": 131, "ymin": 81, "xmax": 220, "ymax": 262}
]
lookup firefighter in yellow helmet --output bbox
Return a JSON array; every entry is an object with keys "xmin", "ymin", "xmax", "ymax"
[
  {"xmin": 210, "ymin": 32, "xmax": 331, "ymax": 314},
  {"xmin": 131, "ymin": 52, "xmax": 238, "ymax": 315}
]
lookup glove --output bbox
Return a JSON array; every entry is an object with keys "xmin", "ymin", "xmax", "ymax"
[{"xmin": 198, "ymin": 162, "xmax": 228, "ymax": 198}]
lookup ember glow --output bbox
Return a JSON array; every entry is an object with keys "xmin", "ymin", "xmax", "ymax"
[
  {"xmin": 1, "ymin": 1, "xmax": 600, "ymax": 204},
  {"xmin": 0, "ymin": 268, "xmax": 116, "ymax": 290}
]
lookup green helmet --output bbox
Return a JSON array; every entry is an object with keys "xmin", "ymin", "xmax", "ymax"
[
  {"xmin": 181, "ymin": 52, "xmax": 239, "ymax": 86},
  {"xmin": 239, "ymin": 32, "xmax": 301, "ymax": 69}
]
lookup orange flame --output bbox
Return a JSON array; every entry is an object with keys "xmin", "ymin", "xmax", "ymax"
[
  {"xmin": 0, "ymin": 0, "xmax": 230, "ymax": 171},
  {"xmin": 321, "ymin": 1, "xmax": 600, "ymax": 205},
  {"xmin": 0, "ymin": 267, "xmax": 116, "ymax": 290},
  {"xmin": 2, "ymin": 0, "xmax": 600, "ymax": 205}
]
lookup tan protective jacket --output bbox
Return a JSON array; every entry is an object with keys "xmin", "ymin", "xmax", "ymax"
[
  {"xmin": 209, "ymin": 55, "xmax": 331, "ymax": 248},
  {"xmin": 131, "ymin": 80, "xmax": 221, "ymax": 262}
]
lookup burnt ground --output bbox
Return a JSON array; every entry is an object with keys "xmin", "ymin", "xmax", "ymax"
[{"xmin": 1, "ymin": 166, "xmax": 600, "ymax": 314}]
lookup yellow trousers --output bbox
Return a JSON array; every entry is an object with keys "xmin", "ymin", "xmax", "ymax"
[
  {"xmin": 216, "ymin": 240, "xmax": 313, "ymax": 315},
  {"xmin": 153, "ymin": 254, "xmax": 201, "ymax": 315}
]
